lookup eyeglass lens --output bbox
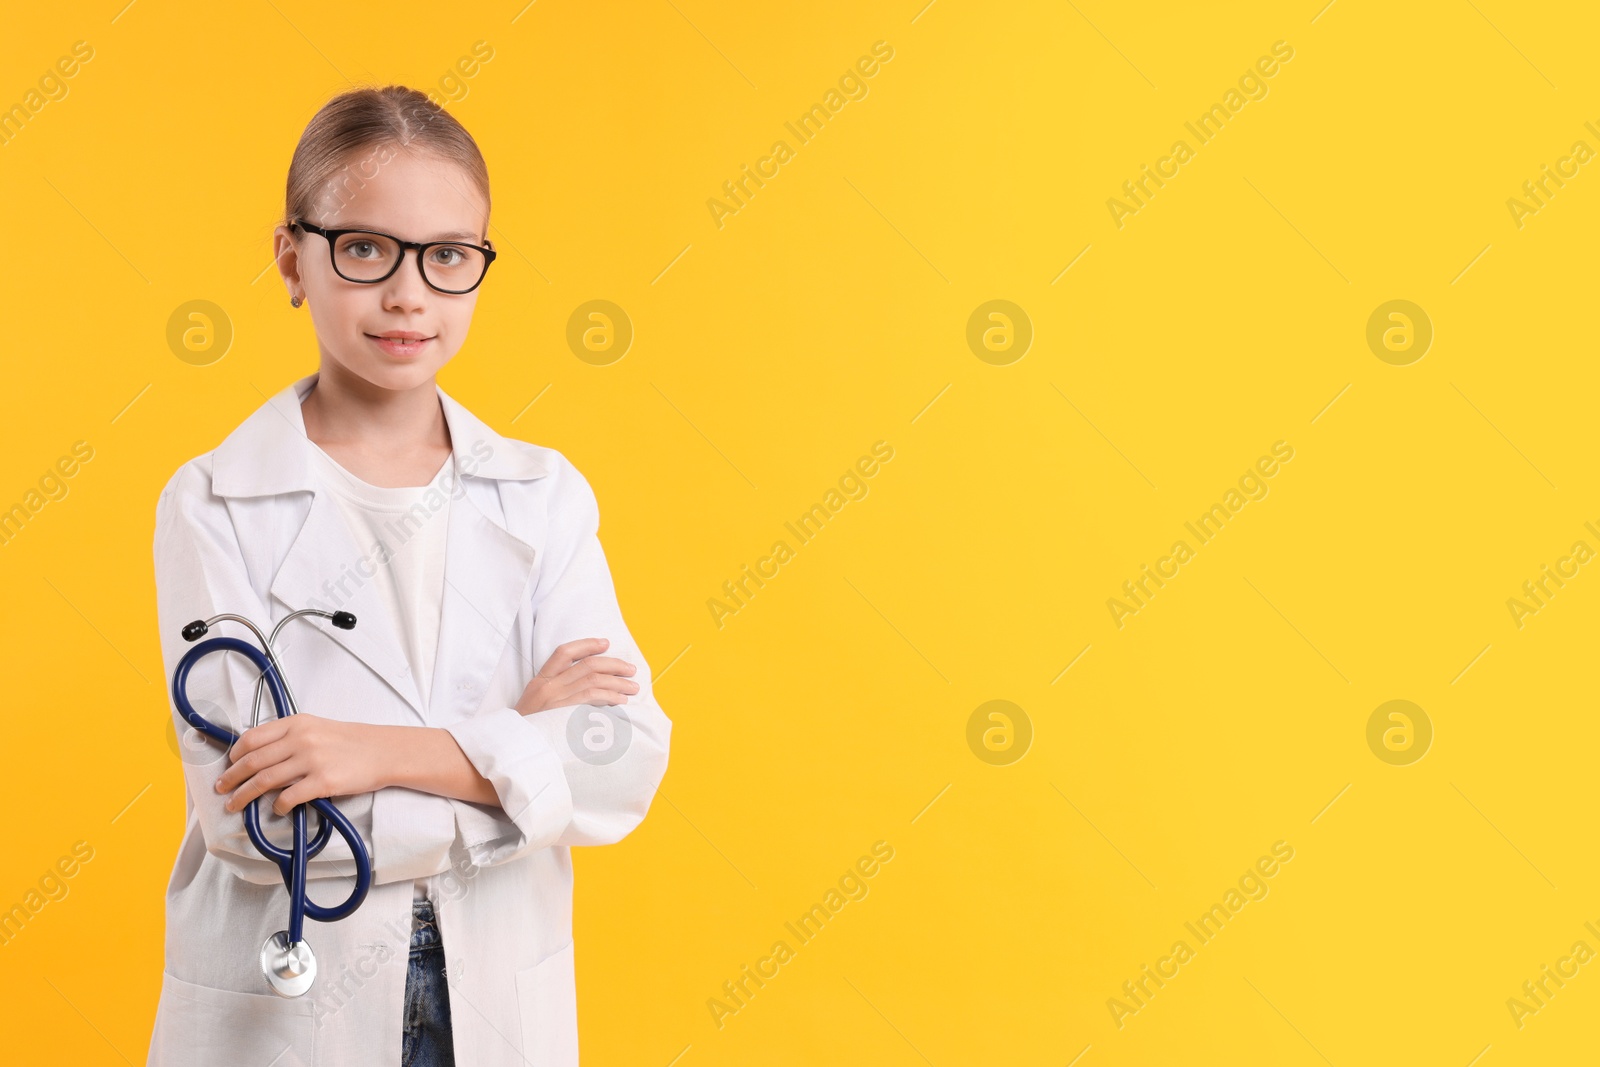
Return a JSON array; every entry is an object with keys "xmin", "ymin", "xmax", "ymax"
[{"xmin": 331, "ymin": 232, "xmax": 487, "ymax": 291}]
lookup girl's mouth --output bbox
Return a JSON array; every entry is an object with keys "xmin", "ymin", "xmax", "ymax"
[{"xmin": 366, "ymin": 334, "xmax": 433, "ymax": 357}]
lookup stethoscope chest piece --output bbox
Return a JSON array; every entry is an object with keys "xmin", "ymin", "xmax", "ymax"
[{"xmin": 262, "ymin": 931, "xmax": 318, "ymax": 998}]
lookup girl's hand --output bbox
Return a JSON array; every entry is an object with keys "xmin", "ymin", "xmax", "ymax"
[
  {"xmin": 214, "ymin": 716, "xmax": 389, "ymax": 816},
  {"xmin": 515, "ymin": 637, "xmax": 639, "ymax": 716}
]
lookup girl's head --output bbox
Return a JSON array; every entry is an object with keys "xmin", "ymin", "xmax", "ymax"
[{"xmin": 273, "ymin": 85, "xmax": 493, "ymax": 393}]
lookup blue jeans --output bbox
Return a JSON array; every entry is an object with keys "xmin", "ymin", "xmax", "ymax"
[{"xmin": 402, "ymin": 899, "xmax": 455, "ymax": 1067}]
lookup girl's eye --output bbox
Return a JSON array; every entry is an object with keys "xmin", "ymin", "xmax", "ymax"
[
  {"xmin": 430, "ymin": 246, "xmax": 465, "ymax": 267},
  {"xmin": 347, "ymin": 241, "xmax": 379, "ymax": 259}
]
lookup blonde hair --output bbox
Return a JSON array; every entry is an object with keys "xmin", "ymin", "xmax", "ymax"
[{"xmin": 280, "ymin": 84, "xmax": 490, "ymax": 237}]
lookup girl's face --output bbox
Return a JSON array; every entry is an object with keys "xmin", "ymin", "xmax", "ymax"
[{"xmin": 273, "ymin": 149, "xmax": 491, "ymax": 393}]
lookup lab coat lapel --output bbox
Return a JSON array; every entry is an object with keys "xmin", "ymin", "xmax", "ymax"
[
  {"xmin": 214, "ymin": 371, "xmax": 551, "ymax": 727},
  {"xmin": 424, "ymin": 478, "xmax": 541, "ymax": 728}
]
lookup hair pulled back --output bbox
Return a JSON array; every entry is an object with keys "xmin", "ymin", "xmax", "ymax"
[{"xmin": 281, "ymin": 84, "xmax": 490, "ymax": 236}]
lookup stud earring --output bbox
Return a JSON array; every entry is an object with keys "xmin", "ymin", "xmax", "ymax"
[{"xmin": 290, "ymin": 295, "xmax": 303, "ymax": 308}]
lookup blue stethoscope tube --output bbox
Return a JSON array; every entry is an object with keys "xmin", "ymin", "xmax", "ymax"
[{"xmin": 169, "ymin": 612, "xmax": 372, "ymax": 989}]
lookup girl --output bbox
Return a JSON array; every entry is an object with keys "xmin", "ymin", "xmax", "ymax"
[{"xmin": 148, "ymin": 85, "xmax": 671, "ymax": 1067}]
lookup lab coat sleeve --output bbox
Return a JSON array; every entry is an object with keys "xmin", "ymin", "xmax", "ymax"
[
  {"xmin": 442, "ymin": 460, "xmax": 672, "ymax": 867},
  {"xmin": 154, "ymin": 459, "xmax": 447, "ymax": 887}
]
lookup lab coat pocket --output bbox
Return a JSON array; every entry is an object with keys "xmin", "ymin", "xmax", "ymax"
[
  {"xmin": 514, "ymin": 940, "xmax": 578, "ymax": 1065},
  {"xmin": 152, "ymin": 969, "xmax": 316, "ymax": 1066}
]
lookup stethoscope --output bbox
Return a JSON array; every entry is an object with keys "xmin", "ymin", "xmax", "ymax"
[{"xmin": 169, "ymin": 608, "xmax": 374, "ymax": 998}]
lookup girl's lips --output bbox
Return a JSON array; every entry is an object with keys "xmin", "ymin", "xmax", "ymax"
[{"xmin": 366, "ymin": 334, "xmax": 434, "ymax": 356}]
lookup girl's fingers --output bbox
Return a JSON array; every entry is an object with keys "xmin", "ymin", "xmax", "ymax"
[
  {"xmin": 581, "ymin": 673, "xmax": 639, "ymax": 693},
  {"xmin": 521, "ymin": 641, "xmax": 639, "ymax": 714},
  {"xmin": 549, "ymin": 674, "xmax": 638, "ymax": 707},
  {"xmin": 225, "ymin": 758, "xmax": 304, "ymax": 812},
  {"xmin": 553, "ymin": 668, "xmax": 639, "ymax": 697},
  {"xmin": 570, "ymin": 688, "xmax": 629, "ymax": 707},
  {"xmin": 227, "ymin": 716, "xmax": 287, "ymax": 760},
  {"xmin": 552, "ymin": 657, "xmax": 637, "ymax": 686},
  {"xmin": 274, "ymin": 776, "xmax": 323, "ymax": 815},
  {"xmin": 217, "ymin": 738, "xmax": 296, "ymax": 793},
  {"xmin": 540, "ymin": 637, "xmax": 610, "ymax": 675}
]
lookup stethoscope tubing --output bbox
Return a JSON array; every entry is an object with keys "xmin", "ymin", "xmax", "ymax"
[{"xmin": 170, "ymin": 634, "xmax": 373, "ymax": 945}]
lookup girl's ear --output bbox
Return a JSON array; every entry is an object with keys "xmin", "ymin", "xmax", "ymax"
[{"xmin": 272, "ymin": 225, "xmax": 306, "ymax": 301}]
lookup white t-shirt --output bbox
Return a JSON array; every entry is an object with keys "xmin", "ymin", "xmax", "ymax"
[{"xmin": 308, "ymin": 444, "xmax": 454, "ymax": 903}]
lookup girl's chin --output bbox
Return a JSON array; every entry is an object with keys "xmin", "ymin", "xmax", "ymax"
[{"xmin": 330, "ymin": 354, "xmax": 450, "ymax": 389}]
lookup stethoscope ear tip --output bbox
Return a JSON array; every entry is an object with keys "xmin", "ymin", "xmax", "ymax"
[
  {"xmin": 331, "ymin": 611, "xmax": 357, "ymax": 630},
  {"xmin": 181, "ymin": 620, "xmax": 209, "ymax": 642}
]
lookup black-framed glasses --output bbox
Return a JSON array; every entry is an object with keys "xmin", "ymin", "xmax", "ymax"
[{"xmin": 291, "ymin": 219, "xmax": 498, "ymax": 294}]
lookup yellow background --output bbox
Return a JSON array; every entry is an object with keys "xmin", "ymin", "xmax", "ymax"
[{"xmin": 2, "ymin": 0, "xmax": 1597, "ymax": 1063}]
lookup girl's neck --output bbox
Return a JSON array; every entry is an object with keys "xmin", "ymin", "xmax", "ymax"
[{"xmin": 300, "ymin": 362, "xmax": 453, "ymax": 489}]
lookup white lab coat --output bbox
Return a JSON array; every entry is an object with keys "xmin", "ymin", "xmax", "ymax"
[{"xmin": 146, "ymin": 372, "xmax": 671, "ymax": 1066}]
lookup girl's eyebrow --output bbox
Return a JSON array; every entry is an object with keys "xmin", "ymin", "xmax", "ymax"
[{"xmin": 345, "ymin": 222, "xmax": 482, "ymax": 242}]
